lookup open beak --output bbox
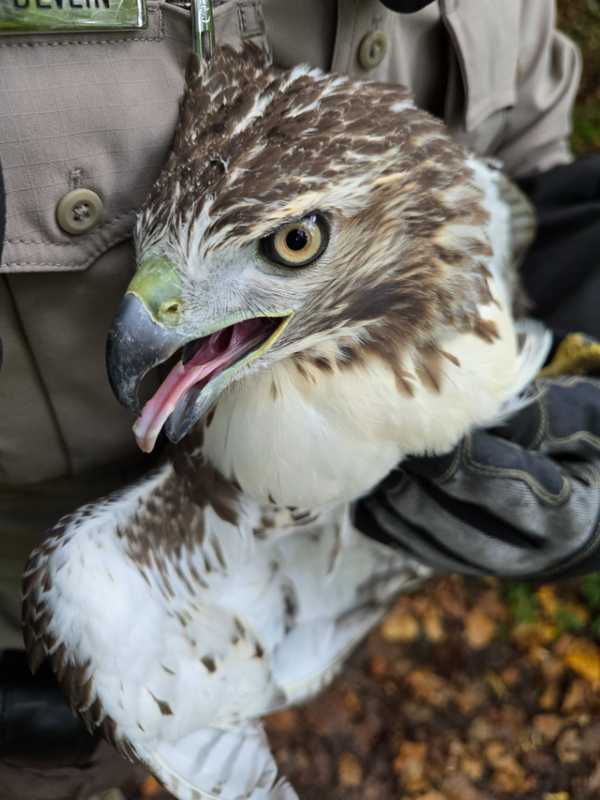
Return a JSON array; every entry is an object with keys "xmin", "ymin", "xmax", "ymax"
[{"xmin": 106, "ymin": 259, "xmax": 291, "ymax": 452}]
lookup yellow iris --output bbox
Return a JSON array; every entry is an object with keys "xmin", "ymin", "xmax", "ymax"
[{"xmin": 263, "ymin": 213, "xmax": 328, "ymax": 268}]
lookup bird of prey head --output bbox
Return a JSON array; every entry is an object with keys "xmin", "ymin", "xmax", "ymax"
[{"xmin": 107, "ymin": 44, "xmax": 515, "ymax": 455}]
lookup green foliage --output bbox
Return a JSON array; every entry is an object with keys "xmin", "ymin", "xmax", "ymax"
[
  {"xmin": 554, "ymin": 607, "xmax": 587, "ymax": 634},
  {"xmin": 557, "ymin": 0, "xmax": 600, "ymax": 156},
  {"xmin": 581, "ymin": 573, "xmax": 600, "ymax": 610},
  {"xmin": 504, "ymin": 582, "xmax": 539, "ymax": 625}
]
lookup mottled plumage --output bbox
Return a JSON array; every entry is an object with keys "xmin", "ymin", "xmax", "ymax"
[{"xmin": 23, "ymin": 45, "xmax": 550, "ymax": 800}]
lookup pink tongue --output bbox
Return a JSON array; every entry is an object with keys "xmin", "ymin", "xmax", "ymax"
[{"xmin": 133, "ymin": 319, "xmax": 266, "ymax": 453}]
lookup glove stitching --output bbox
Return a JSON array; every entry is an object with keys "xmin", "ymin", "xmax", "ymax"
[
  {"xmin": 543, "ymin": 431, "xmax": 600, "ymax": 451},
  {"xmin": 463, "ymin": 438, "xmax": 571, "ymax": 505},
  {"xmin": 529, "ymin": 396, "xmax": 548, "ymax": 449}
]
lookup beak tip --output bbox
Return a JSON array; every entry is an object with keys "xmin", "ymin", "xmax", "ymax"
[{"xmin": 105, "ymin": 293, "xmax": 186, "ymax": 414}]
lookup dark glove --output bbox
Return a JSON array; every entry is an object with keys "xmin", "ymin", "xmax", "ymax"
[
  {"xmin": 355, "ymin": 375, "xmax": 600, "ymax": 580},
  {"xmin": 0, "ymin": 650, "xmax": 100, "ymax": 769}
]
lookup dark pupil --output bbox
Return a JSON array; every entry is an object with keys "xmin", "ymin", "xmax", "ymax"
[{"xmin": 285, "ymin": 228, "xmax": 308, "ymax": 252}]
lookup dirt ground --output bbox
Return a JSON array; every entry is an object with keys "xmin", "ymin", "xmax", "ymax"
[{"xmin": 133, "ymin": 3, "xmax": 600, "ymax": 799}]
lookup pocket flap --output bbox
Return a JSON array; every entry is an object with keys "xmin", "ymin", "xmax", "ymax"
[
  {"xmin": 0, "ymin": 0, "xmax": 268, "ymax": 274},
  {"xmin": 443, "ymin": 0, "xmax": 519, "ymax": 132}
]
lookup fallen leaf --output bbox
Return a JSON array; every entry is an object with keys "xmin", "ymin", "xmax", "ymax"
[
  {"xmin": 381, "ymin": 610, "xmax": 420, "ymax": 642},
  {"xmin": 562, "ymin": 678, "xmax": 589, "ymax": 712},
  {"xmin": 533, "ymin": 714, "xmax": 563, "ymax": 742},
  {"xmin": 441, "ymin": 774, "xmax": 486, "ymax": 800},
  {"xmin": 406, "ymin": 669, "xmax": 450, "ymax": 708},
  {"xmin": 485, "ymin": 671, "xmax": 507, "ymax": 699},
  {"xmin": 512, "ymin": 622, "xmax": 557, "ymax": 648},
  {"xmin": 564, "ymin": 639, "xmax": 600, "ymax": 686},
  {"xmin": 369, "ymin": 654, "xmax": 388, "ymax": 678},
  {"xmin": 556, "ymin": 728, "xmax": 582, "ymax": 764},
  {"xmin": 337, "ymin": 752, "xmax": 363, "ymax": 787},
  {"xmin": 537, "ymin": 585, "xmax": 559, "ymax": 617},
  {"xmin": 266, "ymin": 709, "xmax": 299, "ymax": 734},
  {"xmin": 544, "ymin": 794, "xmax": 570, "ymax": 800},
  {"xmin": 588, "ymin": 761, "xmax": 600, "ymax": 792},
  {"xmin": 140, "ymin": 778, "xmax": 162, "ymax": 798},
  {"xmin": 456, "ymin": 683, "xmax": 487, "ymax": 714},
  {"xmin": 393, "ymin": 740, "xmax": 427, "ymax": 792},
  {"xmin": 582, "ymin": 721, "xmax": 600, "ymax": 757},
  {"xmin": 461, "ymin": 754, "xmax": 485, "ymax": 781},
  {"xmin": 539, "ymin": 682, "xmax": 560, "ymax": 710},
  {"xmin": 343, "ymin": 689, "xmax": 362, "ymax": 715},
  {"xmin": 423, "ymin": 609, "xmax": 445, "ymax": 642},
  {"xmin": 469, "ymin": 716, "xmax": 496, "ymax": 743},
  {"xmin": 465, "ymin": 608, "xmax": 496, "ymax": 649}
]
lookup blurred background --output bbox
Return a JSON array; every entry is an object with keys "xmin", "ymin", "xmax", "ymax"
[{"xmin": 135, "ymin": 3, "xmax": 600, "ymax": 799}]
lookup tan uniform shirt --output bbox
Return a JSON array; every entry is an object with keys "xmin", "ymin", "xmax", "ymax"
[{"xmin": 0, "ymin": 0, "xmax": 582, "ymax": 521}]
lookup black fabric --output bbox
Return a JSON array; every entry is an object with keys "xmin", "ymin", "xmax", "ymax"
[
  {"xmin": 378, "ymin": 0, "xmax": 437, "ymax": 12},
  {"xmin": 0, "ymin": 158, "xmax": 4, "ymax": 266},
  {"xmin": 0, "ymin": 159, "xmax": 4, "ymax": 369},
  {"xmin": 0, "ymin": 651, "xmax": 100, "ymax": 769},
  {"xmin": 518, "ymin": 154, "xmax": 600, "ymax": 338}
]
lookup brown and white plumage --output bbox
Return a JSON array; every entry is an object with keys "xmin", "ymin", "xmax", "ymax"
[{"xmin": 23, "ymin": 45, "xmax": 550, "ymax": 800}]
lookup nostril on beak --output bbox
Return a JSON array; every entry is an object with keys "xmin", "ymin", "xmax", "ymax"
[{"xmin": 158, "ymin": 299, "xmax": 183, "ymax": 325}]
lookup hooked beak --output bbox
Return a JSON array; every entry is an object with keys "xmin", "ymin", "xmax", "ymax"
[
  {"xmin": 107, "ymin": 258, "xmax": 292, "ymax": 452},
  {"xmin": 106, "ymin": 293, "xmax": 188, "ymax": 413}
]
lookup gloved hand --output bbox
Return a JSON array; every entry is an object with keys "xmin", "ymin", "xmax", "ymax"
[
  {"xmin": 0, "ymin": 650, "xmax": 100, "ymax": 769},
  {"xmin": 355, "ymin": 368, "xmax": 600, "ymax": 580}
]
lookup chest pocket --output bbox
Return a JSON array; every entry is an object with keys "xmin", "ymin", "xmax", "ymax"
[
  {"xmin": 443, "ymin": 0, "xmax": 520, "ymax": 155},
  {"xmin": 0, "ymin": 1, "xmax": 268, "ymax": 488},
  {"xmin": 0, "ymin": 0, "xmax": 268, "ymax": 274}
]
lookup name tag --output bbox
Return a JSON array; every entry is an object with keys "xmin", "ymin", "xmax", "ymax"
[{"xmin": 0, "ymin": 0, "xmax": 147, "ymax": 34}]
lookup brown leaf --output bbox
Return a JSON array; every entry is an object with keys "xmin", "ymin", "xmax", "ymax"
[
  {"xmin": 533, "ymin": 714, "xmax": 564, "ymax": 742},
  {"xmin": 369, "ymin": 654, "xmax": 389, "ymax": 678},
  {"xmin": 562, "ymin": 678, "xmax": 589, "ymax": 712},
  {"xmin": 539, "ymin": 682, "xmax": 560, "ymax": 710},
  {"xmin": 337, "ymin": 752, "xmax": 363, "ymax": 787},
  {"xmin": 441, "ymin": 774, "xmax": 486, "ymax": 800},
  {"xmin": 343, "ymin": 689, "xmax": 362, "ymax": 715},
  {"xmin": 423, "ymin": 609, "xmax": 445, "ymax": 642},
  {"xmin": 469, "ymin": 716, "xmax": 496, "ymax": 743},
  {"xmin": 393, "ymin": 740, "xmax": 427, "ymax": 791},
  {"xmin": 456, "ymin": 683, "xmax": 487, "ymax": 714},
  {"xmin": 266, "ymin": 709, "xmax": 299, "ymax": 734},
  {"xmin": 406, "ymin": 669, "xmax": 451, "ymax": 708},
  {"xmin": 465, "ymin": 608, "xmax": 496, "ymax": 649},
  {"xmin": 140, "ymin": 778, "xmax": 162, "ymax": 798},
  {"xmin": 582, "ymin": 721, "xmax": 600, "ymax": 757},
  {"xmin": 381, "ymin": 610, "xmax": 420, "ymax": 642},
  {"xmin": 564, "ymin": 639, "xmax": 600, "ymax": 686},
  {"xmin": 537, "ymin": 585, "xmax": 559, "ymax": 617},
  {"xmin": 556, "ymin": 728, "xmax": 582, "ymax": 764},
  {"xmin": 588, "ymin": 761, "xmax": 600, "ymax": 793},
  {"xmin": 461, "ymin": 754, "xmax": 485, "ymax": 781}
]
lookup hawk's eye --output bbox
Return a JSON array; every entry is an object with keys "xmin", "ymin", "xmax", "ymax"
[{"xmin": 260, "ymin": 213, "xmax": 329, "ymax": 268}]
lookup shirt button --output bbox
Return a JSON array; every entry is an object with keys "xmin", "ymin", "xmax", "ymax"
[
  {"xmin": 56, "ymin": 188, "xmax": 104, "ymax": 235},
  {"xmin": 358, "ymin": 31, "xmax": 388, "ymax": 70}
]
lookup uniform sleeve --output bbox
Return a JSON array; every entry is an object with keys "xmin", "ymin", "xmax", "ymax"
[
  {"xmin": 0, "ymin": 157, "xmax": 5, "ymax": 264},
  {"xmin": 355, "ymin": 377, "xmax": 600, "ymax": 580},
  {"xmin": 495, "ymin": 0, "xmax": 582, "ymax": 178}
]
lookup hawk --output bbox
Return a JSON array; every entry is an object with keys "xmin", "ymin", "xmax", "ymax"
[{"xmin": 23, "ymin": 45, "xmax": 549, "ymax": 800}]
